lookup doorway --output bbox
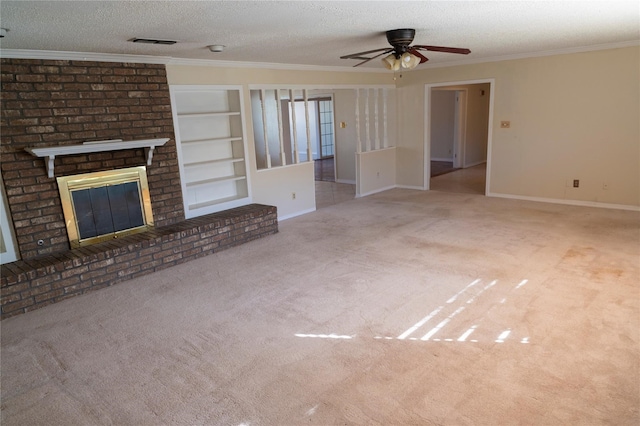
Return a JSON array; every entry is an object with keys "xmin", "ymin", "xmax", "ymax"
[
  {"xmin": 314, "ymin": 97, "xmax": 336, "ymax": 182},
  {"xmin": 284, "ymin": 95, "xmax": 336, "ymax": 182},
  {"xmin": 425, "ymin": 80, "xmax": 494, "ymax": 195},
  {"xmin": 430, "ymin": 89, "xmax": 465, "ymax": 177}
]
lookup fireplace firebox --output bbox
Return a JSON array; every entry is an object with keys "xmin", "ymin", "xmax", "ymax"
[{"xmin": 57, "ymin": 166, "xmax": 154, "ymax": 248}]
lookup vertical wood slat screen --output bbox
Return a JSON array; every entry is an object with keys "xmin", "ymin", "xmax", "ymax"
[
  {"xmin": 276, "ymin": 89, "xmax": 286, "ymax": 167},
  {"xmin": 356, "ymin": 89, "xmax": 362, "ymax": 154},
  {"xmin": 374, "ymin": 89, "xmax": 380, "ymax": 150},
  {"xmin": 304, "ymin": 90, "xmax": 312, "ymax": 162},
  {"xmin": 289, "ymin": 89, "xmax": 299, "ymax": 164},
  {"xmin": 354, "ymin": 88, "xmax": 390, "ymax": 153},
  {"xmin": 252, "ymin": 87, "xmax": 391, "ymax": 170},
  {"xmin": 253, "ymin": 89, "xmax": 313, "ymax": 170},
  {"xmin": 383, "ymin": 89, "xmax": 389, "ymax": 149},
  {"xmin": 364, "ymin": 89, "xmax": 371, "ymax": 152},
  {"xmin": 259, "ymin": 89, "xmax": 271, "ymax": 169}
]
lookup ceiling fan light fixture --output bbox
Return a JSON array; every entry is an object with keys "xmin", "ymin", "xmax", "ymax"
[
  {"xmin": 343, "ymin": 28, "xmax": 469, "ymax": 70},
  {"xmin": 382, "ymin": 54, "xmax": 399, "ymax": 71},
  {"xmin": 401, "ymin": 52, "xmax": 420, "ymax": 70}
]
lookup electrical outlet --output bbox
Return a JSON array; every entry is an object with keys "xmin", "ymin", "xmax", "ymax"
[
  {"xmin": 292, "ymin": 192, "xmax": 296, "ymax": 200},
  {"xmin": 573, "ymin": 179, "xmax": 579, "ymax": 188}
]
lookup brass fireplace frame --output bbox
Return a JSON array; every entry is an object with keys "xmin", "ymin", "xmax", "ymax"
[{"xmin": 57, "ymin": 166, "xmax": 154, "ymax": 248}]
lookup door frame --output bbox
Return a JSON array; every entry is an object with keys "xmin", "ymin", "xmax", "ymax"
[
  {"xmin": 452, "ymin": 89, "xmax": 467, "ymax": 169},
  {"xmin": 313, "ymin": 96, "xmax": 335, "ymax": 160},
  {"xmin": 307, "ymin": 95, "xmax": 337, "ymax": 182},
  {"xmin": 423, "ymin": 79, "xmax": 495, "ymax": 193}
]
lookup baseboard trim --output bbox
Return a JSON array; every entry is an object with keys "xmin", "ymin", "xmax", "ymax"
[
  {"xmin": 431, "ymin": 157, "xmax": 453, "ymax": 162},
  {"xmin": 335, "ymin": 179, "xmax": 356, "ymax": 185},
  {"xmin": 488, "ymin": 192, "xmax": 640, "ymax": 212},
  {"xmin": 463, "ymin": 160, "xmax": 486, "ymax": 168},
  {"xmin": 356, "ymin": 185, "xmax": 396, "ymax": 198},
  {"xmin": 396, "ymin": 185, "xmax": 427, "ymax": 191},
  {"xmin": 279, "ymin": 207, "xmax": 316, "ymax": 221}
]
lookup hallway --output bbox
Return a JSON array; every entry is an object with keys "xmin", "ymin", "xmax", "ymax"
[
  {"xmin": 430, "ymin": 163, "xmax": 486, "ymax": 195},
  {"xmin": 314, "ymin": 162, "xmax": 486, "ymax": 210}
]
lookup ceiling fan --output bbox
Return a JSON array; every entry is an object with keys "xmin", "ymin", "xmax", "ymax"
[{"xmin": 340, "ymin": 29, "xmax": 471, "ymax": 70}]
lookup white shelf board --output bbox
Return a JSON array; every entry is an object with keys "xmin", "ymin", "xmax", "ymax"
[
  {"xmin": 188, "ymin": 195, "xmax": 248, "ymax": 211},
  {"xmin": 25, "ymin": 138, "xmax": 170, "ymax": 178},
  {"xmin": 184, "ymin": 157, "xmax": 244, "ymax": 167},
  {"xmin": 186, "ymin": 174, "xmax": 247, "ymax": 188}
]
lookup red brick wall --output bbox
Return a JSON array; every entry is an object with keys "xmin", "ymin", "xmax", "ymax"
[{"xmin": 1, "ymin": 59, "xmax": 185, "ymax": 259}]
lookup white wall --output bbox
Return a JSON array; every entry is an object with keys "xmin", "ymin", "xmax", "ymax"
[
  {"xmin": 356, "ymin": 148, "xmax": 397, "ymax": 197},
  {"xmin": 397, "ymin": 46, "xmax": 640, "ymax": 208},
  {"xmin": 252, "ymin": 162, "xmax": 315, "ymax": 220},
  {"xmin": 461, "ymin": 83, "xmax": 490, "ymax": 167},
  {"xmin": 333, "ymin": 89, "xmax": 358, "ymax": 183}
]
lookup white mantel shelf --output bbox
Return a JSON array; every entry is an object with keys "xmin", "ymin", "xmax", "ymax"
[{"xmin": 25, "ymin": 138, "xmax": 170, "ymax": 178}]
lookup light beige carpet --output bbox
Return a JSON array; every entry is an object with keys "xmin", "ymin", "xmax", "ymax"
[{"xmin": 2, "ymin": 189, "xmax": 639, "ymax": 425}]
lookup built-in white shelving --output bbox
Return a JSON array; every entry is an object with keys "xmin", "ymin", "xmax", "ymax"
[{"xmin": 170, "ymin": 85, "xmax": 251, "ymax": 218}]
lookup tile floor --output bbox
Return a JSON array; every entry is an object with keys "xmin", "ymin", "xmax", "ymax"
[
  {"xmin": 314, "ymin": 158, "xmax": 335, "ymax": 182},
  {"xmin": 315, "ymin": 181, "xmax": 355, "ymax": 209}
]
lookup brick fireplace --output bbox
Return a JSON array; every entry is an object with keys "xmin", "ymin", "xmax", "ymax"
[
  {"xmin": 1, "ymin": 59, "xmax": 184, "ymax": 259},
  {"xmin": 0, "ymin": 59, "xmax": 277, "ymax": 318}
]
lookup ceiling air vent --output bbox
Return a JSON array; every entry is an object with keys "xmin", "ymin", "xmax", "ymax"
[{"xmin": 130, "ymin": 37, "xmax": 177, "ymax": 45}]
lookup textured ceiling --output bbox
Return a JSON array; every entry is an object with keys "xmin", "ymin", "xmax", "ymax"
[{"xmin": 0, "ymin": 1, "xmax": 638, "ymax": 69}]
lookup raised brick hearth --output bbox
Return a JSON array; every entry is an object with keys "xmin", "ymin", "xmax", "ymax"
[{"xmin": 1, "ymin": 204, "xmax": 277, "ymax": 319}]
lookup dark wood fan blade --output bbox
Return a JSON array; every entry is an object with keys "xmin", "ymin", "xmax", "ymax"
[
  {"xmin": 408, "ymin": 47, "xmax": 429, "ymax": 63},
  {"xmin": 413, "ymin": 45, "xmax": 471, "ymax": 55},
  {"xmin": 340, "ymin": 47, "xmax": 393, "ymax": 60},
  {"xmin": 352, "ymin": 50, "xmax": 393, "ymax": 67}
]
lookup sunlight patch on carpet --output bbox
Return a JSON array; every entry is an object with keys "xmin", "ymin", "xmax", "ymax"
[
  {"xmin": 294, "ymin": 333, "xmax": 353, "ymax": 339},
  {"xmin": 296, "ymin": 278, "xmax": 532, "ymax": 345}
]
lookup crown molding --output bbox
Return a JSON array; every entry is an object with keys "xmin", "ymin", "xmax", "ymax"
[
  {"xmin": 418, "ymin": 40, "xmax": 640, "ymax": 69},
  {"xmin": 0, "ymin": 49, "xmax": 172, "ymax": 64},
  {"xmin": 1, "ymin": 39, "xmax": 638, "ymax": 72},
  {"xmin": 165, "ymin": 57, "xmax": 387, "ymax": 73},
  {"xmin": 0, "ymin": 48, "xmax": 386, "ymax": 73}
]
